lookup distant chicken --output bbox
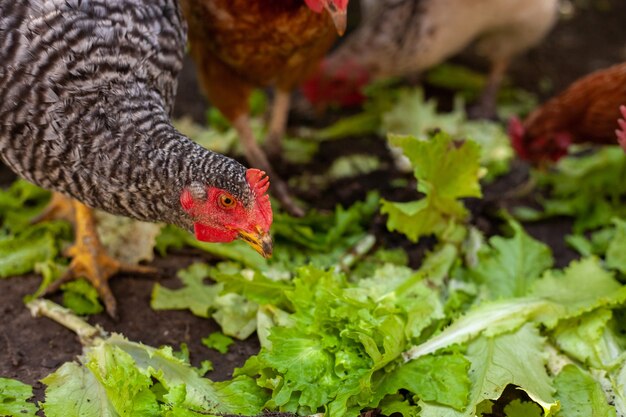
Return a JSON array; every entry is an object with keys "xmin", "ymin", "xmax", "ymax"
[
  {"xmin": 0, "ymin": 0, "xmax": 273, "ymax": 317},
  {"xmin": 179, "ymin": 0, "xmax": 350, "ymax": 215},
  {"xmin": 510, "ymin": 62, "xmax": 626, "ymax": 164},
  {"xmin": 303, "ymin": 0, "xmax": 558, "ymax": 116}
]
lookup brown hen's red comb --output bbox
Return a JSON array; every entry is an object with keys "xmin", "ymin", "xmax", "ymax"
[{"xmin": 617, "ymin": 105, "xmax": 626, "ymax": 151}]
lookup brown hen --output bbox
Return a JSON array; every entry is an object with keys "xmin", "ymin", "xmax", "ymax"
[
  {"xmin": 510, "ymin": 62, "xmax": 626, "ymax": 164},
  {"xmin": 179, "ymin": 0, "xmax": 349, "ymax": 215}
]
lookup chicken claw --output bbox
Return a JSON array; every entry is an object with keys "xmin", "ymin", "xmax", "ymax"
[{"xmin": 43, "ymin": 199, "xmax": 156, "ymax": 318}]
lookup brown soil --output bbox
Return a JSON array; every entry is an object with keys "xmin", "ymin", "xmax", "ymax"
[{"xmin": 1, "ymin": 0, "xmax": 624, "ymax": 414}]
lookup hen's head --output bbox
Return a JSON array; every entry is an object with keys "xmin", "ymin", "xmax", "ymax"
[
  {"xmin": 302, "ymin": 58, "xmax": 370, "ymax": 110},
  {"xmin": 304, "ymin": 0, "xmax": 349, "ymax": 35},
  {"xmin": 180, "ymin": 169, "xmax": 273, "ymax": 258},
  {"xmin": 508, "ymin": 117, "xmax": 572, "ymax": 165}
]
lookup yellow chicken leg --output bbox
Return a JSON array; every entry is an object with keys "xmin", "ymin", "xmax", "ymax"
[
  {"xmin": 31, "ymin": 192, "xmax": 76, "ymax": 224},
  {"xmin": 43, "ymin": 197, "xmax": 155, "ymax": 318}
]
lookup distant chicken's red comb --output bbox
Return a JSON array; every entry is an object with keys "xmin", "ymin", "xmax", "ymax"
[
  {"xmin": 246, "ymin": 168, "xmax": 272, "ymax": 230},
  {"xmin": 508, "ymin": 116, "xmax": 529, "ymax": 160},
  {"xmin": 617, "ymin": 105, "xmax": 626, "ymax": 151}
]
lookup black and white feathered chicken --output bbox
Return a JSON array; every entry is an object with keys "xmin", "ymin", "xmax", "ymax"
[{"xmin": 0, "ymin": 0, "xmax": 273, "ymax": 316}]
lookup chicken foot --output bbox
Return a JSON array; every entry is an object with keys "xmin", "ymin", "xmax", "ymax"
[
  {"xmin": 233, "ymin": 115, "xmax": 304, "ymax": 217},
  {"xmin": 42, "ymin": 196, "xmax": 155, "ymax": 318}
]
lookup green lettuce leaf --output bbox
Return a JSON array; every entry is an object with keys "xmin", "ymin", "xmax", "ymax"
[
  {"xmin": 606, "ymin": 218, "xmax": 626, "ymax": 274},
  {"xmin": 403, "ymin": 298, "xmax": 550, "ymax": 360},
  {"xmin": 0, "ymin": 180, "xmax": 51, "ymax": 234},
  {"xmin": 381, "ymin": 132, "xmax": 482, "ymax": 243},
  {"xmin": 382, "ymin": 89, "xmax": 463, "ymax": 139},
  {"xmin": 373, "ymin": 352, "xmax": 471, "ymax": 410},
  {"xmin": 151, "ymin": 263, "xmax": 221, "ymax": 318},
  {"xmin": 0, "ymin": 377, "xmax": 38, "ymax": 417},
  {"xmin": 201, "ymin": 333, "xmax": 234, "ymax": 354},
  {"xmin": 551, "ymin": 309, "xmax": 620, "ymax": 369},
  {"xmin": 85, "ymin": 344, "xmax": 159, "ymax": 417},
  {"xmin": 469, "ymin": 220, "xmax": 553, "ymax": 299},
  {"xmin": 42, "ymin": 362, "xmax": 117, "ymax": 417},
  {"xmin": 419, "ymin": 325, "xmax": 558, "ymax": 417},
  {"xmin": 531, "ymin": 257, "xmax": 626, "ymax": 328},
  {"xmin": 62, "ymin": 278, "xmax": 104, "ymax": 315},
  {"xmin": 555, "ymin": 364, "xmax": 616, "ymax": 417},
  {"xmin": 0, "ymin": 222, "xmax": 69, "ymax": 278},
  {"xmin": 503, "ymin": 399, "xmax": 543, "ymax": 417}
]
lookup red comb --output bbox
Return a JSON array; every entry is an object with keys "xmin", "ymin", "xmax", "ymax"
[
  {"xmin": 304, "ymin": 0, "xmax": 323, "ymax": 12},
  {"xmin": 334, "ymin": 0, "xmax": 349, "ymax": 10},
  {"xmin": 301, "ymin": 59, "xmax": 369, "ymax": 108},
  {"xmin": 246, "ymin": 168, "xmax": 270, "ymax": 197},
  {"xmin": 508, "ymin": 117, "xmax": 529, "ymax": 160},
  {"xmin": 617, "ymin": 105, "xmax": 626, "ymax": 151},
  {"xmin": 246, "ymin": 168, "xmax": 272, "ymax": 230}
]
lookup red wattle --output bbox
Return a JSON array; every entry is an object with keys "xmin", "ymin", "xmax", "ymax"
[{"xmin": 194, "ymin": 223, "xmax": 237, "ymax": 243}]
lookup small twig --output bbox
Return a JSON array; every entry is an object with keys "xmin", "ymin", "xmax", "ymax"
[{"xmin": 26, "ymin": 299, "xmax": 106, "ymax": 346}]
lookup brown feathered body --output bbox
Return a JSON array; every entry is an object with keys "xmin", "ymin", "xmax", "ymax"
[
  {"xmin": 179, "ymin": 0, "xmax": 337, "ymax": 121},
  {"xmin": 511, "ymin": 62, "xmax": 626, "ymax": 163}
]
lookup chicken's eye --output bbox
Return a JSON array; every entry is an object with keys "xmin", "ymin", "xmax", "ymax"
[{"xmin": 218, "ymin": 194, "xmax": 236, "ymax": 209}]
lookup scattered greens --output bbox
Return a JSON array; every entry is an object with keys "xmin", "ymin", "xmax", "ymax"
[
  {"xmin": 201, "ymin": 333, "xmax": 234, "ymax": 354},
  {"xmin": 315, "ymin": 77, "xmax": 515, "ymax": 182},
  {"xmin": 61, "ymin": 279, "xmax": 104, "ymax": 315},
  {"xmin": 516, "ymin": 146, "xmax": 626, "ymax": 233},
  {"xmin": 27, "ymin": 301, "xmax": 266, "ymax": 417},
  {"xmin": 3, "ymin": 65, "xmax": 626, "ymax": 417},
  {"xmin": 0, "ymin": 180, "xmax": 70, "ymax": 278}
]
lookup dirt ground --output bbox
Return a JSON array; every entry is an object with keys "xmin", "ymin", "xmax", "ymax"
[{"xmin": 1, "ymin": 0, "xmax": 625, "ymax": 412}]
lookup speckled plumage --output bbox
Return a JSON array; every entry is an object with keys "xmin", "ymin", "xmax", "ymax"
[{"xmin": 0, "ymin": 0, "xmax": 253, "ymax": 231}]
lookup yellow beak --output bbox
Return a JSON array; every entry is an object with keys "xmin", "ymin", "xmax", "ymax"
[
  {"xmin": 324, "ymin": 3, "xmax": 347, "ymax": 36},
  {"xmin": 238, "ymin": 228, "xmax": 273, "ymax": 258}
]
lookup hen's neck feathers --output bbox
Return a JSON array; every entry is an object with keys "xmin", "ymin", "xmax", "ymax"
[{"xmin": 0, "ymin": 0, "xmax": 248, "ymax": 230}]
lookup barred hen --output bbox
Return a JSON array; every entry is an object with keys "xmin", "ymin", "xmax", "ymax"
[
  {"xmin": 510, "ymin": 62, "xmax": 626, "ymax": 164},
  {"xmin": 0, "ymin": 0, "xmax": 273, "ymax": 317},
  {"xmin": 303, "ymin": 0, "xmax": 558, "ymax": 117},
  {"xmin": 179, "ymin": 0, "xmax": 350, "ymax": 216}
]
